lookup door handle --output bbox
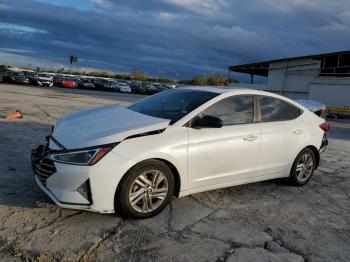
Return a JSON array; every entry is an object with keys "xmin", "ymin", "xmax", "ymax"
[
  {"xmin": 243, "ymin": 135, "xmax": 258, "ymax": 141},
  {"xmin": 293, "ymin": 129, "xmax": 303, "ymax": 134}
]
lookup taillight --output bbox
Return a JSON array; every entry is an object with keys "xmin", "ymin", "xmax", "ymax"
[{"xmin": 320, "ymin": 122, "xmax": 330, "ymax": 132}]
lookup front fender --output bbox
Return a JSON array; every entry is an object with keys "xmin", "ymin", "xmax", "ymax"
[{"xmin": 112, "ymin": 127, "xmax": 189, "ymax": 191}]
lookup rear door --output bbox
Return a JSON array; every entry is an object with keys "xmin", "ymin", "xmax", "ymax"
[
  {"xmin": 187, "ymin": 95, "xmax": 261, "ymax": 189},
  {"xmin": 257, "ymin": 96, "xmax": 305, "ymax": 176}
]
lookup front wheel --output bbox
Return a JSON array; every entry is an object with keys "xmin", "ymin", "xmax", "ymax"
[
  {"xmin": 115, "ymin": 160, "xmax": 174, "ymax": 219},
  {"xmin": 288, "ymin": 148, "xmax": 316, "ymax": 186}
]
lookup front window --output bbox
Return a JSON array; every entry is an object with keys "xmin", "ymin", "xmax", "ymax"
[
  {"xmin": 201, "ymin": 96, "xmax": 254, "ymax": 126},
  {"xmin": 129, "ymin": 89, "xmax": 218, "ymax": 124}
]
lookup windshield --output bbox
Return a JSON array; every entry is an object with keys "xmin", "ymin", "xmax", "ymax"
[{"xmin": 129, "ymin": 89, "xmax": 218, "ymax": 124}]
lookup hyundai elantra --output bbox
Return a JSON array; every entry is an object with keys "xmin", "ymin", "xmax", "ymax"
[{"xmin": 32, "ymin": 87, "xmax": 329, "ymax": 218}]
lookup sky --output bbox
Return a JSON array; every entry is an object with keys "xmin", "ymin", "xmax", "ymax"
[{"xmin": 0, "ymin": 0, "xmax": 349, "ymax": 80}]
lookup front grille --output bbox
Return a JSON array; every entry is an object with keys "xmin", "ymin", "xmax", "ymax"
[{"xmin": 32, "ymin": 146, "xmax": 57, "ymax": 186}]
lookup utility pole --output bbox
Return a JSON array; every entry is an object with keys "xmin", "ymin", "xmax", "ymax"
[
  {"xmin": 70, "ymin": 55, "xmax": 78, "ymax": 65},
  {"xmin": 227, "ymin": 68, "xmax": 230, "ymax": 86},
  {"xmin": 157, "ymin": 66, "xmax": 159, "ymax": 83}
]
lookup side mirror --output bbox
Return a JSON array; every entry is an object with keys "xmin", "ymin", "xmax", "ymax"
[{"xmin": 192, "ymin": 115, "xmax": 223, "ymax": 129}]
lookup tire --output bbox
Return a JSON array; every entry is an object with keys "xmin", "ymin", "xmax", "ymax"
[
  {"xmin": 115, "ymin": 160, "xmax": 175, "ymax": 219},
  {"xmin": 288, "ymin": 148, "xmax": 316, "ymax": 186}
]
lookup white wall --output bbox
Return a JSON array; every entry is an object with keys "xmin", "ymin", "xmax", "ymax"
[
  {"xmin": 267, "ymin": 58, "xmax": 320, "ymax": 95},
  {"xmin": 309, "ymin": 77, "xmax": 350, "ymax": 107},
  {"xmin": 229, "ymin": 59, "xmax": 349, "ymax": 110}
]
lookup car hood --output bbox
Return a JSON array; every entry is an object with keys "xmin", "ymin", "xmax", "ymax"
[{"xmin": 52, "ymin": 105, "xmax": 170, "ymax": 149}]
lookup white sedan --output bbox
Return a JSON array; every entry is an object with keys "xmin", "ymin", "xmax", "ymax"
[
  {"xmin": 31, "ymin": 87, "xmax": 329, "ymax": 218},
  {"xmin": 117, "ymin": 82, "xmax": 132, "ymax": 93}
]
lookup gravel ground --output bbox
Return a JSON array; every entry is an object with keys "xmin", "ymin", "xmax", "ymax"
[{"xmin": 0, "ymin": 84, "xmax": 349, "ymax": 262}]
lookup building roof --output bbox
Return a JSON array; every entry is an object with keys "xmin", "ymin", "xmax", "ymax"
[{"xmin": 229, "ymin": 50, "xmax": 350, "ymax": 77}]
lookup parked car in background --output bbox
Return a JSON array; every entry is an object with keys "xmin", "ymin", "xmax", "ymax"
[
  {"xmin": 117, "ymin": 82, "xmax": 131, "ymax": 93},
  {"xmin": 0, "ymin": 71, "xmax": 4, "ymax": 83},
  {"xmin": 36, "ymin": 73, "xmax": 54, "ymax": 87},
  {"xmin": 3, "ymin": 71, "xmax": 14, "ymax": 83},
  {"xmin": 53, "ymin": 75, "xmax": 64, "ymax": 86},
  {"xmin": 144, "ymin": 83, "xmax": 158, "ymax": 95},
  {"xmin": 93, "ymin": 79, "xmax": 113, "ymax": 90},
  {"xmin": 32, "ymin": 87, "xmax": 329, "ymax": 218},
  {"xmin": 2, "ymin": 71, "xmax": 14, "ymax": 83},
  {"xmin": 155, "ymin": 84, "xmax": 171, "ymax": 93},
  {"xmin": 27, "ymin": 72, "xmax": 38, "ymax": 85},
  {"xmin": 57, "ymin": 78, "xmax": 77, "ymax": 88},
  {"xmin": 144, "ymin": 83, "xmax": 170, "ymax": 94},
  {"xmin": 129, "ymin": 83, "xmax": 144, "ymax": 94},
  {"xmin": 108, "ymin": 81, "xmax": 121, "ymax": 92},
  {"xmin": 78, "ymin": 78, "xmax": 95, "ymax": 90},
  {"xmin": 6, "ymin": 72, "xmax": 30, "ymax": 85}
]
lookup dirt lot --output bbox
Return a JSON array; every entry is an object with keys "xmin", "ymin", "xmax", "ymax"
[{"xmin": 0, "ymin": 84, "xmax": 349, "ymax": 262}]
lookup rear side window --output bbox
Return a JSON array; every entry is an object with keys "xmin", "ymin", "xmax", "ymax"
[
  {"xmin": 259, "ymin": 96, "xmax": 301, "ymax": 122},
  {"xmin": 202, "ymin": 96, "xmax": 254, "ymax": 125}
]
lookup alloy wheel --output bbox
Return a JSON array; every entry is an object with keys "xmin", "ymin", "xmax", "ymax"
[
  {"xmin": 128, "ymin": 170, "xmax": 169, "ymax": 213},
  {"xmin": 296, "ymin": 153, "xmax": 314, "ymax": 182}
]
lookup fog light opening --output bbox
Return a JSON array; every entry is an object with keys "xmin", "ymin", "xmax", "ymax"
[{"xmin": 77, "ymin": 180, "xmax": 92, "ymax": 203}]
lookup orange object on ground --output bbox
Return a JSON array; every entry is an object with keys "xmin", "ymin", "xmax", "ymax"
[{"xmin": 6, "ymin": 110, "xmax": 23, "ymax": 119}]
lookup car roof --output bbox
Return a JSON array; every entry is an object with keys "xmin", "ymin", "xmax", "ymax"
[
  {"xmin": 180, "ymin": 86, "xmax": 229, "ymax": 93},
  {"xmin": 181, "ymin": 86, "xmax": 271, "ymax": 96},
  {"xmin": 178, "ymin": 86, "xmax": 306, "ymax": 108}
]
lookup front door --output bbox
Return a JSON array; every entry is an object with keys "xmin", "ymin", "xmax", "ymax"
[{"xmin": 187, "ymin": 95, "xmax": 261, "ymax": 189}]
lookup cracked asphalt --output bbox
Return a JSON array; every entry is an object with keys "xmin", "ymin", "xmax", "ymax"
[{"xmin": 0, "ymin": 84, "xmax": 349, "ymax": 262}]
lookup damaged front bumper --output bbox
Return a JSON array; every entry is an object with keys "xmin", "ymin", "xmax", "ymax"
[
  {"xmin": 31, "ymin": 137, "xmax": 132, "ymax": 214},
  {"xmin": 31, "ymin": 143, "xmax": 95, "ymax": 212}
]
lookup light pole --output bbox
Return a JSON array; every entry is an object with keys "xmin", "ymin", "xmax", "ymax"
[{"xmin": 156, "ymin": 66, "xmax": 159, "ymax": 83}]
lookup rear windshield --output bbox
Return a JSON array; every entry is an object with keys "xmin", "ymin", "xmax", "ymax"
[{"xmin": 129, "ymin": 89, "xmax": 218, "ymax": 124}]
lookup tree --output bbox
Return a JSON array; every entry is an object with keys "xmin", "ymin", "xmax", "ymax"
[
  {"xmin": 208, "ymin": 73, "xmax": 225, "ymax": 86},
  {"xmin": 58, "ymin": 66, "xmax": 64, "ymax": 74},
  {"xmin": 131, "ymin": 68, "xmax": 142, "ymax": 77},
  {"xmin": 192, "ymin": 75, "xmax": 208, "ymax": 85},
  {"xmin": 131, "ymin": 68, "xmax": 149, "ymax": 81},
  {"xmin": 0, "ymin": 65, "xmax": 9, "ymax": 70},
  {"xmin": 228, "ymin": 78, "xmax": 240, "ymax": 84},
  {"xmin": 180, "ymin": 73, "xmax": 233, "ymax": 86}
]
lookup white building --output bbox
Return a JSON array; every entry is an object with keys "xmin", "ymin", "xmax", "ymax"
[{"xmin": 228, "ymin": 51, "xmax": 350, "ymax": 116}]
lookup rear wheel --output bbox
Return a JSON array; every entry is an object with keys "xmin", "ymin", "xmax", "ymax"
[
  {"xmin": 288, "ymin": 148, "xmax": 316, "ymax": 186},
  {"xmin": 115, "ymin": 160, "xmax": 174, "ymax": 218}
]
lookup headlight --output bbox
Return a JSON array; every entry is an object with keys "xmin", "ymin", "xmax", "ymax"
[{"xmin": 48, "ymin": 146, "xmax": 114, "ymax": 165}]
